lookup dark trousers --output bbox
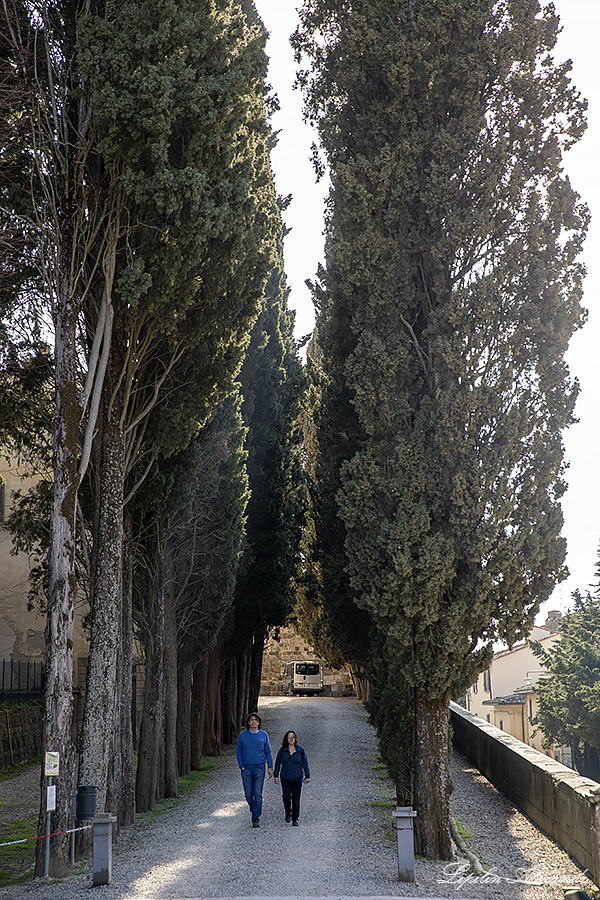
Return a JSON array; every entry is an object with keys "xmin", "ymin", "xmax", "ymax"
[{"xmin": 281, "ymin": 778, "xmax": 302, "ymax": 821}]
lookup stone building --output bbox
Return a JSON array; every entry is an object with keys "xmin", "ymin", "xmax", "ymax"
[{"xmin": 260, "ymin": 625, "xmax": 355, "ymax": 697}]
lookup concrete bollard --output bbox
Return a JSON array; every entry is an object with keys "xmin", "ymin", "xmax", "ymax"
[
  {"xmin": 92, "ymin": 813, "xmax": 117, "ymax": 886},
  {"xmin": 392, "ymin": 806, "xmax": 417, "ymax": 882}
]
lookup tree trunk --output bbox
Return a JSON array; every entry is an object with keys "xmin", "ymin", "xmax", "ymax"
[
  {"xmin": 236, "ymin": 647, "xmax": 250, "ymax": 731},
  {"xmin": 78, "ymin": 388, "xmax": 125, "ymax": 815},
  {"xmin": 177, "ymin": 662, "xmax": 193, "ymax": 776},
  {"xmin": 247, "ymin": 632, "xmax": 265, "ymax": 714},
  {"xmin": 191, "ymin": 656, "xmax": 209, "ymax": 769},
  {"xmin": 202, "ymin": 645, "xmax": 223, "ymax": 756},
  {"xmin": 349, "ymin": 665, "xmax": 368, "ymax": 701},
  {"xmin": 221, "ymin": 656, "xmax": 237, "ymax": 744},
  {"xmin": 117, "ymin": 508, "xmax": 135, "ymax": 825},
  {"xmin": 163, "ymin": 574, "xmax": 179, "ymax": 797},
  {"xmin": 35, "ymin": 286, "xmax": 79, "ymax": 877},
  {"xmin": 413, "ymin": 692, "xmax": 453, "ymax": 859},
  {"xmin": 135, "ymin": 526, "xmax": 165, "ymax": 812}
]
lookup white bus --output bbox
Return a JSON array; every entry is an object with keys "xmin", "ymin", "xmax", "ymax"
[{"xmin": 282, "ymin": 661, "xmax": 324, "ymax": 696}]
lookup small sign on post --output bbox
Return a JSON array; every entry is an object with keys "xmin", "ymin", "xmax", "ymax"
[
  {"xmin": 45, "ymin": 751, "xmax": 60, "ymax": 776},
  {"xmin": 46, "ymin": 784, "xmax": 56, "ymax": 812}
]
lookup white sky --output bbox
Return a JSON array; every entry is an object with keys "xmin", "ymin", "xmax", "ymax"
[{"xmin": 254, "ymin": 0, "xmax": 600, "ymax": 624}]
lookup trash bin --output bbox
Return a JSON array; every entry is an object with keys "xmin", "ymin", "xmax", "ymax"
[{"xmin": 76, "ymin": 785, "xmax": 97, "ymax": 820}]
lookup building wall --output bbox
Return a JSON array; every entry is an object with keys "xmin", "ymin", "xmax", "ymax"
[
  {"xmin": 467, "ymin": 627, "xmax": 559, "ymax": 721},
  {"xmin": 0, "ymin": 462, "xmax": 46, "ymax": 660},
  {"xmin": 0, "ymin": 458, "xmax": 88, "ymax": 664},
  {"xmin": 261, "ymin": 626, "xmax": 355, "ymax": 697}
]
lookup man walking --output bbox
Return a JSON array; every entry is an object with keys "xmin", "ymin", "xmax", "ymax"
[{"xmin": 236, "ymin": 712, "xmax": 273, "ymax": 827}]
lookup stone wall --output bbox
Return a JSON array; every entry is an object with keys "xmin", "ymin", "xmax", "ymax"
[
  {"xmin": 450, "ymin": 701, "xmax": 600, "ymax": 886},
  {"xmin": 0, "ymin": 705, "xmax": 42, "ymax": 768},
  {"xmin": 261, "ymin": 626, "xmax": 355, "ymax": 697}
]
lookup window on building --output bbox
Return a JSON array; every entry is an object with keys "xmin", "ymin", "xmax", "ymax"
[
  {"xmin": 529, "ymin": 698, "xmax": 533, "ymax": 719},
  {"xmin": 499, "ymin": 719, "xmax": 504, "ymax": 731},
  {"xmin": 0, "ymin": 482, "xmax": 4, "ymax": 524},
  {"xmin": 472, "ymin": 681, "xmax": 478, "ymax": 694},
  {"xmin": 483, "ymin": 669, "xmax": 491, "ymax": 693},
  {"xmin": 486, "ymin": 714, "xmax": 491, "ymax": 723}
]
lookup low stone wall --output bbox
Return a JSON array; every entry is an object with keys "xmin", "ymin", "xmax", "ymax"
[
  {"xmin": 450, "ymin": 701, "xmax": 600, "ymax": 885},
  {"xmin": 0, "ymin": 704, "xmax": 42, "ymax": 768}
]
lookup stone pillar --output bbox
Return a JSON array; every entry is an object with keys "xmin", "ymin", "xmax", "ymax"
[
  {"xmin": 392, "ymin": 806, "xmax": 417, "ymax": 882},
  {"xmin": 93, "ymin": 813, "xmax": 116, "ymax": 886}
]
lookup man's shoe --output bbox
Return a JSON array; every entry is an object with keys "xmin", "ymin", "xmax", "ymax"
[
  {"xmin": 292, "ymin": 820, "xmax": 299, "ymax": 826},
  {"xmin": 285, "ymin": 813, "xmax": 291, "ymax": 823},
  {"xmin": 252, "ymin": 819, "xmax": 260, "ymax": 827}
]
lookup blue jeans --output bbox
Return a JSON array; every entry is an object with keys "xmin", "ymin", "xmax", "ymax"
[{"xmin": 241, "ymin": 765, "xmax": 265, "ymax": 821}]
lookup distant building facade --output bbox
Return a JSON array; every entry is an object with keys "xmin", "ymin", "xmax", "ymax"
[
  {"xmin": 459, "ymin": 613, "xmax": 570, "ymax": 765},
  {"xmin": 0, "ymin": 456, "xmax": 89, "ymax": 699}
]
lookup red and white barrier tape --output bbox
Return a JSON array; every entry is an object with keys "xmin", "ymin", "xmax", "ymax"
[{"xmin": 0, "ymin": 824, "xmax": 92, "ymax": 848}]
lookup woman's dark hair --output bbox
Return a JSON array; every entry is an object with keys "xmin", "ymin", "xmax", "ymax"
[
  {"xmin": 281, "ymin": 730, "xmax": 298, "ymax": 748},
  {"xmin": 246, "ymin": 712, "xmax": 261, "ymax": 729}
]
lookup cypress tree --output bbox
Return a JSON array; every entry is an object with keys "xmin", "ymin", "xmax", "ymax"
[
  {"xmin": 231, "ymin": 220, "xmax": 306, "ymax": 711},
  {"xmin": 294, "ymin": 0, "xmax": 588, "ymax": 856},
  {"xmin": 2, "ymin": 0, "xmax": 279, "ymax": 853},
  {"xmin": 74, "ymin": 0, "xmax": 278, "ymax": 822}
]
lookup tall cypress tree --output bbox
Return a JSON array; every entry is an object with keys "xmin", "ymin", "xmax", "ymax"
[
  {"xmin": 294, "ymin": 0, "xmax": 588, "ymax": 856},
  {"xmin": 74, "ymin": 0, "xmax": 278, "ymax": 823},
  {"xmin": 232, "ymin": 220, "xmax": 305, "ymax": 710}
]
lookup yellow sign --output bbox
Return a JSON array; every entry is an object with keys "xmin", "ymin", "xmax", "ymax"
[{"xmin": 45, "ymin": 751, "xmax": 60, "ymax": 776}]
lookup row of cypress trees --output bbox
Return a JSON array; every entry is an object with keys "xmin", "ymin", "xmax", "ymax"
[
  {"xmin": 0, "ymin": 0, "xmax": 304, "ymax": 874},
  {"xmin": 291, "ymin": 0, "xmax": 589, "ymax": 857}
]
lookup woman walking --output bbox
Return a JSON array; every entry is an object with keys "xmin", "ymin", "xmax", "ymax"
[{"xmin": 274, "ymin": 730, "xmax": 310, "ymax": 826}]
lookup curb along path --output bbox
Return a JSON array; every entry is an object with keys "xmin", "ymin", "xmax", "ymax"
[{"xmin": 0, "ymin": 697, "xmax": 594, "ymax": 900}]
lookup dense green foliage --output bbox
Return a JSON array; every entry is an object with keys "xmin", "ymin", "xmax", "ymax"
[
  {"xmin": 533, "ymin": 585, "xmax": 600, "ymax": 781},
  {"xmin": 231, "ymin": 222, "xmax": 306, "ymax": 672},
  {"xmin": 294, "ymin": 0, "xmax": 588, "ymax": 855},
  {"xmin": 76, "ymin": 0, "xmax": 279, "ymax": 454}
]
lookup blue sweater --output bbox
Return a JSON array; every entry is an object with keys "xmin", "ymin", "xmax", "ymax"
[
  {"xmin": 274, "ymin": 745, "xmax": 310, "ymax": 782},
  {"xmin": 236, "ymin": 728, "xmax": 273, "ymax": 769}
]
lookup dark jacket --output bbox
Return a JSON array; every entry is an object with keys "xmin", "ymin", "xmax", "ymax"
[{"xmin": 274, "ymin": 745, "xmax": 310, "ymax": 782}]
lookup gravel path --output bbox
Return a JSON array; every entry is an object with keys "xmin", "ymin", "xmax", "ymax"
[{"xmin": 0, "ymin": 696, "xmax": 595, "ymax": 900}]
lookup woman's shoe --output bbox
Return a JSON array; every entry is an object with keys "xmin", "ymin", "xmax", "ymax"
[
  {"xmin": 285, "ymin": 813, "xmax": 291, "ymax": 823},
  {"xmin": 292, "ymin": 820, "xmax": 299, "ymax": 826}
]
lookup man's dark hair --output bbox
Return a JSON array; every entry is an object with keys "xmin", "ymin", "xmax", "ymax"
[{"xmin": 246, "ymin": 712, "xmax": 261, "ymax": 729}]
